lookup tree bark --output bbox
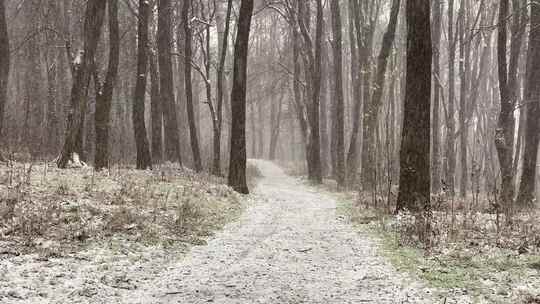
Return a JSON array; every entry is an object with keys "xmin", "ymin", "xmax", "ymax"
[
  {"xmin": 94, "ymin": 0, "xmax": 119, "ymax": 170},
  {"xmin": 58, "ymin": 0, "xmax": 106, "ymax": 168},
  {"xmin": 158, "ymin": 0, "xmax": 183, "ymax": 165},
  {"xmin": 431, "ymin": 0, "xmax": 442, "ymax": 193},
  {"xmin": 330, "ymin": 0, "xmax": 345, "ymax": 188},
  {"xmin": 396, "ymin": 0, "xmax": 431, "ymax": 213},
  {"xmin": 215, "ymin": 0, "xmax": 233, "ymax": 175},
  {"xmin": 228, "ymin": 0, "xmax": 254, "ymax": 194},
  {"xmin": 516, "ymin": 3, "xmax": 540, "ymax": 207},
  {"xmin": 362, "ymin": 0, "xmax": 400, "ymax": 191},
  {"xmin": 445, "ymin": 0, "xmax": 457, "ymax": 195},
  {"xmin": 0, "ymin": 0, "xmax": 9, "ymax": 142},
  {"xmin": 150, "ymin": 48, "xmax": 163, "ymax": 164},
  {"xmin": 182, "ymin": 0, "xmax": 203, "ymax": 172},
  {"xmin": 297, "ymin": 0, "xmax": 324, "ymax": 184},
  {"xmin": 132, "ymin": 0, "xmax": 152, "ymax": 170},
  {"xmin": 494, "ymin": 0, "xmax": 515, "ymax": 208}
]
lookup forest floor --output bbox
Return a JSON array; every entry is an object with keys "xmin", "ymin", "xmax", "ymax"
[
  {"xmin": 0, "ymin": 161, "xmax": 244, "ymax": 303},
  {"xmin": 2, "ymin": 160, "xmax": 536, "ymax": 303},
  {"xmin": 1, "ymin": 159, "xmax": 437, "ymax": 304},
  {"xmin": 334, "ymin": 186, "xmax": 540, "ymax": 304}
]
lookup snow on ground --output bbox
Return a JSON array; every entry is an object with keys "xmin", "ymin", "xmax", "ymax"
[{"xmin": 1, "ymin": 160, "xmax": 460, "ymax": 303}]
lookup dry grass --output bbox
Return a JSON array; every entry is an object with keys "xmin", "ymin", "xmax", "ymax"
[
  {"xmin": 336, "ymin": 189, "xmax": 540, "ymax": 303},
  {"xmin": 0, "ymin": 161, "xmax": 243, "ymax": 255}
]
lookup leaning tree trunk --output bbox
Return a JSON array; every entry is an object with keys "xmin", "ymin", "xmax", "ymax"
[
  {"xmin": 133, "ymin": 0, "xmax": 152, "ymax": 169},
  {"xmin": 57, "ymin": 0, "xmax": 106, "ymax": 168},
  {"xmin": 228, "ymin": 0, "xmax": 254, "ymax": 194},
  {"xmin": 516, "ymin": 3, "xmax": 540, "ymax": 208},
  {"xmin": 0, "ymin": 0, "xmax": 9, "ymax": 144},
  {"xmin": 330, "ymin": 0, "xmax": 345, "ymax": 188},
  {"xmin": 158, "ymin": 0, "xmax": 183, "ymax": 165},
  {"xmin": 362, "ymin": 0, "xmax": 400, "ymax": 191},
  {"xmin": 182, "ymin": 0, "xmax": 203, "ymax": 172},
  {"xmin": 94, "ymin": 0, "xmax": 119, "ymax": 170},
  {"xmin": 396, "ymin": 0, "xmax": 432, "ymax": 213}
]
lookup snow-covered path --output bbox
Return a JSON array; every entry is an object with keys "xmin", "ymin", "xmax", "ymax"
[
  {"xmin": 132, "ymin": 160, "xmax": 432, "ymax": 303},
  {"xmin": 1, "ymin": 160, "xmax": 434, "ymax": 304}
]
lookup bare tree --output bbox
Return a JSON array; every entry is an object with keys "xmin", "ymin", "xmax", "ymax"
[
  {"xmin": 183, "ymin": 0, "xmax": 203, "ymax": 172},
  {"xmin": 214, "ymin": 0, "xmax": 233, "ymax": 176},
  {"xmin": 330, "ymin": 0, "xmax": 345, "ymax": 188},
  {"xmin": 396, "ymin": 0, "xmax": 431, "ymax": 213},
  {"xmin": 133, "ymin": 0, "xmax": 152, "ymax": 169},
  {"xmin": 297, "ymin": 0, "xmax": 324, "ymax": 184},
  {"xmin": 57, "ymin": 0, "xmax": 106, "ymax": 168},
  {"xmin": 362, "ymin": 0, "xmax": 400, "ymax": 191},
  {"xmin": 228, "ymin": 0, "xmax": 254, "ymax": 194},
  {"xmin": 158, "ymin": 0, "xmax": 183, "ymax": 165},
  {"xmin": 517, "ymin": 2, "xmax": 540, "ymax": 207},
  {"xmin": 94, "ymin": 0, "xmax": 120, "ymax": 170},
  {"xmin": 0, "ymin": 0, "xmax": 8, "ymax": 146}
]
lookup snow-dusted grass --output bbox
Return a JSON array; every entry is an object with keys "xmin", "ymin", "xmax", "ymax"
[
  {"xmin": 0, "ymin": 161, "xmax": 244, "ymax": 302},
  {"xmin": 337, "ymin": 195, "xmax": 540, "ymax": 304}
]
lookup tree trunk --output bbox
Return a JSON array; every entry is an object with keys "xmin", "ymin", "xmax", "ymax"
[
  {"xmin": 269, "ymin": 86, "xmax": 284, "ymax": 160},
  {"xmin": 346, "ymin": 0, "xmax": 361, "ymax": 184},
  {"xmin": 158, "ymin": 0, "xmax": 182, "ymax": 165},
  {"xmin": 150, "ymin": 48, "xmax": 163, "ymax": 164},
  {"xmin": 297, "ymin": 0, "xmax": 324, "ymax": 184},
  {"xmin": 228, "ymin": 0, "xmax": 254, "ymax": 194},
  {"xmin": 330, "ymin": 0, "xmax": 345, "ymax": 188},
  {"xmin": 58, "ymin": 0, "xmax": 106, "ymax": 168},
  {"xmin": 431, "ymin": 0, "xmax": 442, "ymax": 193},
  {"xmin": 516, "ymin": 3, "xmax": 540, "ymax": 207},
  {"xmin": 0, "ymin": 0, "xmax": 9, "ymax": 142},
  {"xmin": 94, "ymin": 0, "xmax": 119, "ymax": 170},
  {"xmin": 445, "ymin": 0, "xmax": 456, "ymax": 195},
  {"xmin": 132, "ymin": 0, "xmax": 152, "ymax": 170},
  {"xmin": 458, "ymin": 2, "xmax": 470, "ymax": 198},
  {"xmin": 182, "ymin": 0, "xmax": 203, "ymax": 172},
  {"xmin": 215, "ymin": 0, "xmax": 233, "ymax": 175},
  {"xmin": 396, "ymin": 0, "xmax": 431, "ymax": 213},
  {"xmin": 362, "ymin": 0, "xmax": 400, "ymax": 191},
  {"xmin": 494, "ymin": 0, "xmax": 515, "ymax": 209}
]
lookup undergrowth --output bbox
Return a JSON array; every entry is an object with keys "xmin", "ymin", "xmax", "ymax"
[
  {"xmin": 0, "ymin": 162, "xmax": 244, "ymax": 255},
  {"xmin": 337, "ymin": 194, "xmax": 540, "ymax": 304}
]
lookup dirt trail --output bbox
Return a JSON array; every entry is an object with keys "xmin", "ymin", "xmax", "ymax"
[
  {"xmin": 132, "ymin": 160, "xmax": 432, "ymax": 303},
  {"xmin": 1, "ymin": 160, "xmax": 435, "ymax": 304}
]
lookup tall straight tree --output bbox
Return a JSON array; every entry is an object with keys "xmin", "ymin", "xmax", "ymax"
[
  {"xmin": 0, "ymin": 0, "xmax": 8, "ymax": 142},
  {"xmin": 494, "ymin": 0, "xmax": 515, "ymax": 208},
  {"xmin": 182, "ymin": 0, "xmax": 203, "ymax": 172},
  {"xmin": 150, "ymin": 49, "xmax": 163, "ymax": 164},
  {"xmin": 431, "ymin": 0, "xmax": 442, "ymax": 193},
  {"xmin": 396, "ymin": 0, "xmax": 431, "ymax": 212},
  {"xmin": 57, "ymin": 0, "xmax": 106, "ymax": 168},
  {"xmin": 228, "ymin": 0, "xmax": 254, "ymax": 194},
  {"xmin": 330, "ymin": 0, "xmax": 345, "ymax": 187},
  {"xmin": 158, "ymin": 0, "xmax": 182, "ymax": 165},
  {"xmin": 297, "ymin": 0, "xmax": 324, "ymax": 184},
  {"xmin": 94, "ymin": 0, "xmax": 119, "ymax": 170},
  {"xmin": 517, "ymin": 3, "xmax": 540, "ymax": 207},
  {"xmin": 215, "ymin": 0, "xmax": 233, "ymax": 176},
  {"xmin": 446, "ymin": 0, "xmax": 457, "ymax": 195},
  {"xmin": 133, "ymin": 0, "xmax": 152, "ymax": 169}
]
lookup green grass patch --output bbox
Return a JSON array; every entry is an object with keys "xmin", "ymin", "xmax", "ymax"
[{"xmin": 337, "ymin": 196, "xmax": 540, "ymax": 302}]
